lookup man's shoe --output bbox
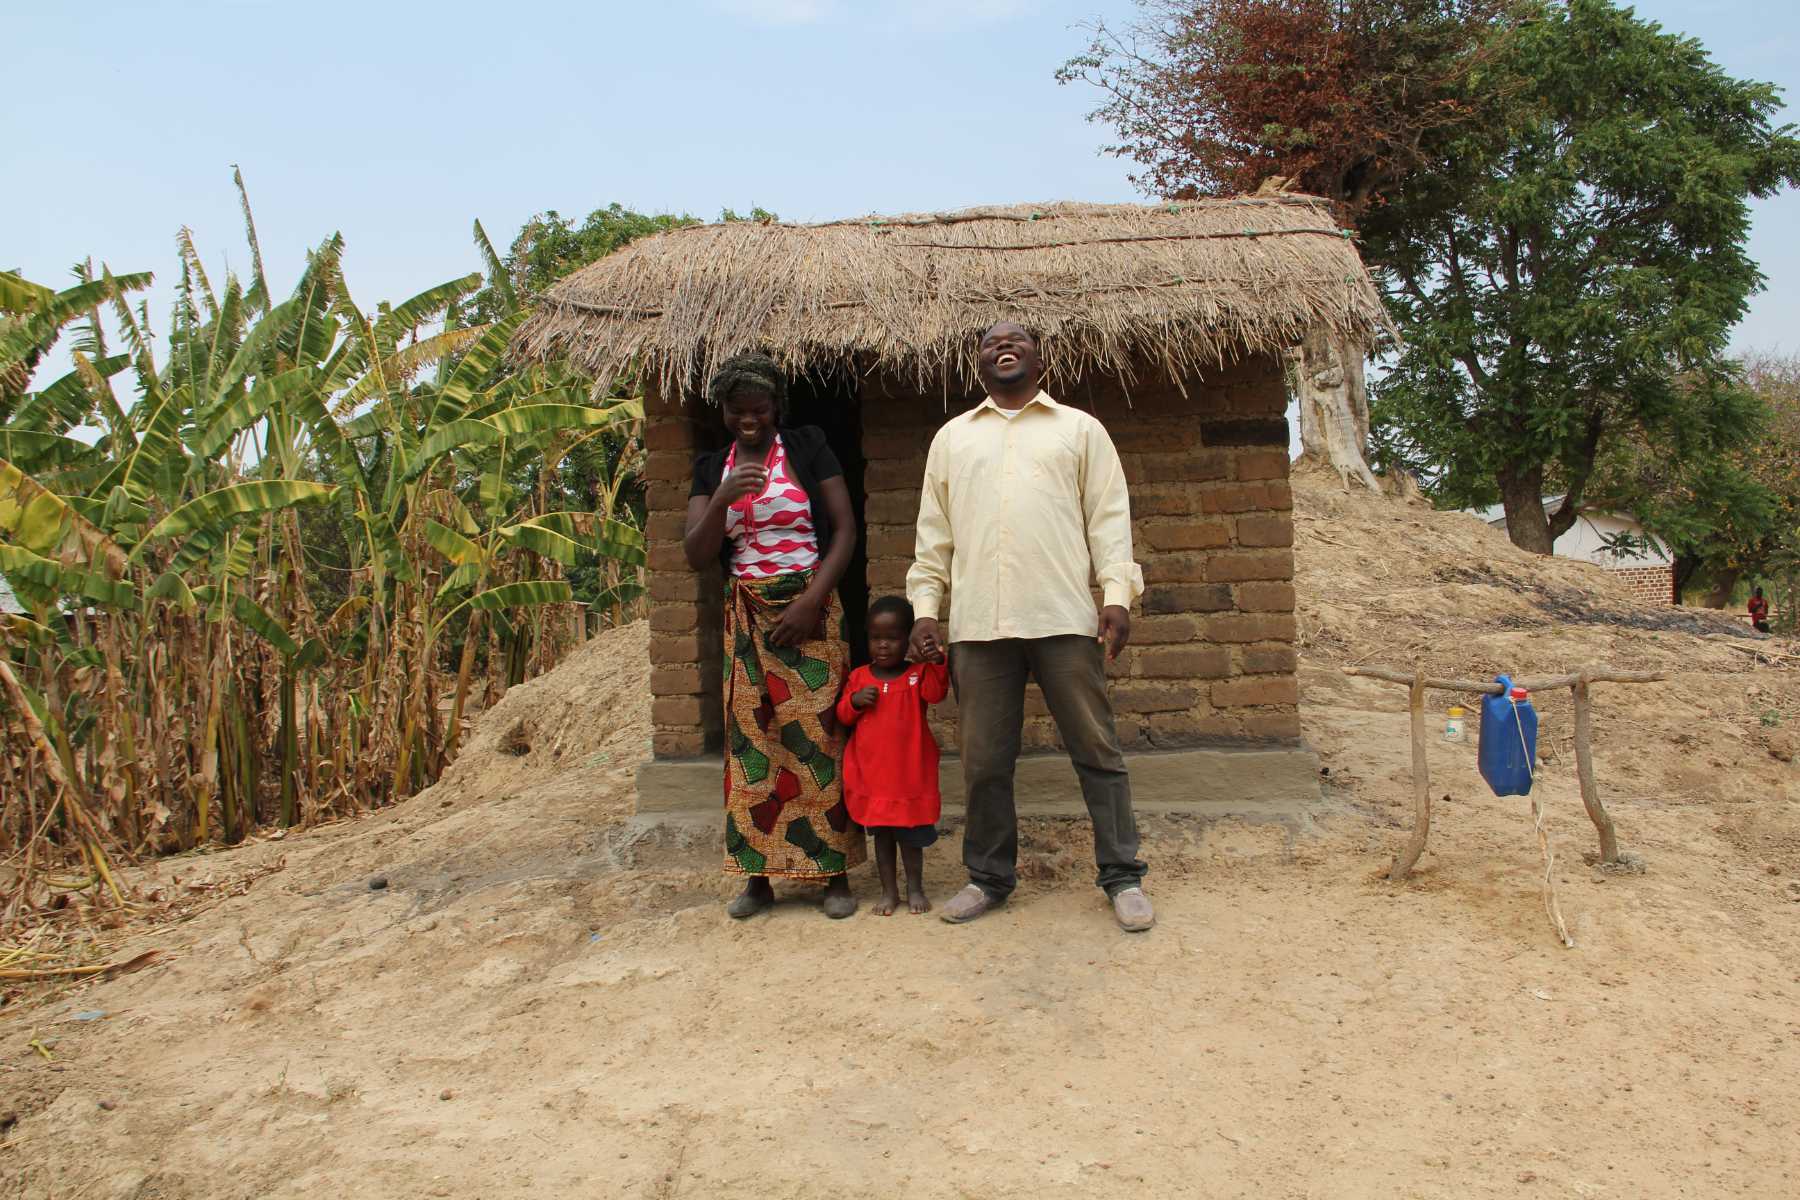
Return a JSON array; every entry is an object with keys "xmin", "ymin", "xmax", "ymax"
[
  {"xmin": 939, "ymin": 884, "xmax": 1001, "ymax": 924},
  {"xmin": 1111, "ymin": 887, "xmax": 1155, "ymax": 932}
]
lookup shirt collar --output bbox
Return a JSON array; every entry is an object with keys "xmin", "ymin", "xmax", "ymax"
[{"xmin": 973, "ymin": 390, "xmax": 1057, "ymax": 418}]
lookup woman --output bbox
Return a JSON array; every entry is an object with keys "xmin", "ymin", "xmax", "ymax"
[{"xmin": 684, "ymin": 353, "xmax": 864, "ymax": 919}]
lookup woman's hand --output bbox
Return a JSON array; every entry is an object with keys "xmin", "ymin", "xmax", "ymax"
[
  {"xmin": 714, "ymin": 463, "xmax": 770, "ymax": 505},
  {"xmin": 768, "ymin": 594, "xmax": 822, "ymax": 647},
  {"xmin": 850, "ymin": 686, "xmax": 880, "ymax": 711}
]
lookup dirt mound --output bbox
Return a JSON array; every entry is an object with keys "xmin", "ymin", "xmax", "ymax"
[
  {"xmin": 5, "ymin": 477, "xmax": 1799, "ymax": 1200},
  {"xmin": 433, "ymin": 622, "xmax": 651, "ymax": 808}
]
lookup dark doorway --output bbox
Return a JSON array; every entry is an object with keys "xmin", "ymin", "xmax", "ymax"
[{"xmin": 787, "ymin": 366, "xmax": 870, "ymax": 666}]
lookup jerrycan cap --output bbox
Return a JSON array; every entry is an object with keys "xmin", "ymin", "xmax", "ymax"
[{"xmin": 1509, "ymin": 686, "xmax": 1530, "ymax": 700}]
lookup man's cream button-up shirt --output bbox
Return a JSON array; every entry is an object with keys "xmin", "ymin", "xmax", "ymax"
[{"xmin": 906, "ymin": 391, "xmax": 1145, "ymax": 644}]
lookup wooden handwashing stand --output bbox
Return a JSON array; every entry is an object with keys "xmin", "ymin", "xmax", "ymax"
[{"xmin": 1343, "ymin": 665, "xmax": 1665, "ymax": 944}]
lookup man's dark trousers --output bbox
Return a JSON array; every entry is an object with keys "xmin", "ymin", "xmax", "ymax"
[{"xmin": 951, "ymin": 634, "xmax": 1147, "ymax": 899}]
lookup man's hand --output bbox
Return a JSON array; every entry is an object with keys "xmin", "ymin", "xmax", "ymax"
[
  {"xmin": 1099, "ymin": 605, "xmax": 1131, "ymax": 661},
  {"xmin": 768, "ymin": 595, "xmax": 821, "ymax": 648},
  {"xmin": 850, "ymin": 685, "xmax": 880, "ymax": 711},
  {"xmin": 908, "ymin": 617, "xmax": 946, "ymax": 664},
  {"xmin": 714, "ymin": 463, "xmax": 770, "ymax": 505}
]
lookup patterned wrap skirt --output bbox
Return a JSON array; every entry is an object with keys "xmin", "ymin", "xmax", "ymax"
[{"xmin": 722, "ymin": 571, "xmax": 865, "ymax": 879}]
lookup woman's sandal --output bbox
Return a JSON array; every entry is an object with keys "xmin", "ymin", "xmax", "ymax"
[
  {"xmin": 726, "ymin": 879, "xmax": 774, "ymax": 919},
  {"xmin": 821, "ymin": 876, "xmax": 858, "ymax": 920}
]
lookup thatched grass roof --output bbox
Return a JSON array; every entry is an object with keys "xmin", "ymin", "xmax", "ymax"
[{"xmin": 515, "ymin": 196, "xmax": 1393, "ymax": 396}]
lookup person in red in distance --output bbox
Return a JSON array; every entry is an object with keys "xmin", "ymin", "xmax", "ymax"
[
  {"xmin": 1748, "ymin": 586, "xmax": 1771, "ymax": 634},
  {"xmin": 835, "ymin": 596, "xmax": 949, "ymax": 915}
]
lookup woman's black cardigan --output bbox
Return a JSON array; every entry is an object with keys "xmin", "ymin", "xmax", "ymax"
[{"xmin": 688, "ymin": 425, "xmax": 845, "ymax": 574}]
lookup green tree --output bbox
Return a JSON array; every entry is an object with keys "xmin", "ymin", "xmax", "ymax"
[
  {"xmin": 466, "ymin": 204, "xmax": 701, "ymax": 322},
  {"xmin": 1372, "ymin": 0, "xmax": 1800, "ymax": 552},
  {"xmin": 1060, "ymin": 0, "xmax": 1524, "ymax": 487}
]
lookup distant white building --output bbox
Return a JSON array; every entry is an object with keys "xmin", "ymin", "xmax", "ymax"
[
  {"xmin": 1471, "ymin": 498, "xmax": 1675, "ymax": 605},
  {"xmin": 0, "ymin": 575, "xmax": 21, "ymax": 615}
]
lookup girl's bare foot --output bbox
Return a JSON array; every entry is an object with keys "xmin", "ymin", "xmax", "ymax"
[
  {"xmin": 908, "ymin": 888, "xmax": 931, "ymax": 914},
  {"xmin": 872, "ymin": 889, "xmax": 900, "ymax": 917}
]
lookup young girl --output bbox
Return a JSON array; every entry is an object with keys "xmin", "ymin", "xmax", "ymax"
[{"xmin": 835, "ymin": 596, "xmax": 950, "ymax": 915}]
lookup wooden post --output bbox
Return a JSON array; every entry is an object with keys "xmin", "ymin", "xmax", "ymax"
[
  {"xmin": 1389, "ymin": 670, "xmax": 1432, "ymax": 881},
  {"xmin": 1571, "ymin": 675, "xmax": 1621, "ymax": 864}
]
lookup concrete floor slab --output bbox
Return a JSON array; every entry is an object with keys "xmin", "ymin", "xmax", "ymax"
[{"xmin": 638, "ymin": 745, "xmax": 1326, "ymax": 826}]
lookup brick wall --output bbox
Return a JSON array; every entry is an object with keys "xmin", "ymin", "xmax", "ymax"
[
  {"xmin": 1610, "ymin": 564, "xmax": 1675, "ymax": 606},
  {"xmin": 643, "ymin": 379, "xmax": 725, "ymax": 758},
  {"xmin": 644, "ymin": 354, "xmax": 1303, "ymax": 760},
  {"xmin": 862, "ymin": 353, "xmax": 1300, "ymax": 753}
]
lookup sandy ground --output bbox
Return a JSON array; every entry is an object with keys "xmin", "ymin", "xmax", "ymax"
[{"xmin": 3, "ymin": 473, "xmax": 1798, "ymax": 1199}]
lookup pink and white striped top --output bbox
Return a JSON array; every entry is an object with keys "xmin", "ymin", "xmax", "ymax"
[{"xmin": 723, "ymin": 436, "xmax": 820, "ymax": 579}]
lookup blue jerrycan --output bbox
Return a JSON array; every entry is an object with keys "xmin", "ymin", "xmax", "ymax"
[{"xmin": 1478, "ymin": 674, "xmax": 1538, "ymax": 796}]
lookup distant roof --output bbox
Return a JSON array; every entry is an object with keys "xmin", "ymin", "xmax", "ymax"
[{"xmin": 517, "ymin": 195, "xmax": 1395, "ymax": 394}]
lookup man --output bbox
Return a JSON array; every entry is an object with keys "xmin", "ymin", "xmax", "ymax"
[{"xmin": 906, "ymin": 321, "xmax": 1153, "ymax": 932}]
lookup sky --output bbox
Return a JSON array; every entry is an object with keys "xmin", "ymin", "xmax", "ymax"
[{"xmin": 5, "ymin": 0, "xmax": 1797, "ymax": 367}]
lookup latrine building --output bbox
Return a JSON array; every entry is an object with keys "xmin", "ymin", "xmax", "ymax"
[{"xmin": 518, "ymin": 198, "xmax": 1390, "ymax": 809}]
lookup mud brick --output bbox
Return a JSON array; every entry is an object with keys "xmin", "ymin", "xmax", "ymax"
[
  {"xmin": 647, "ymin": 511, "xmax": 688, "ymax": 541},
  {"xmin": 1129, "ymin": 484, "xmax": 1203, "ymax": 517},
  {"xmin": 1142, "ymin": 553, "xmax": 1212, "ymax": 584},
  {"xmin": 1132, "ymin": 614, "xmax": 1203, "ymax": 644},
  {"xmin": 1146, "ymin": 710, "xmax": 1240, "ymax": 746},
  {"xmin": 644, "ymin": 420, "xmax": 695, "ymax": 452},
  {"xmin": 649, "ymin": 604, "xmax": 700, "ymax": 634},
  {"xmin": 1109, "ymin": 423, "xmax": 1198, "ymax": 454},
  {"xmin": 864, "ymin": 526, "xmax": 917, "ymax": 559},
  {"xmin": 862, "ymin": 431, "xmax": 932, "ymax": 460},
  {"xmin": 1234, "ymin": 449, "xmax": 1290, "ymax": 482},
  {"xmin": 1143, "ymin": 519, "xmax": 1231, "ymax": 551},
  {"xmin": 650, "ymin": 630, "xmax": 708, "ymax": 666},
  {"xmin": 1241, "ymin": 646, "xmax": 1298, "ymax": 675},
  {"xmin": 1108, "ymin": 682, "xmax": 1200, "ymax": 713},
  {"xmin": 650, "ymin": 665, "xmax": 704, "ymax": 696},
  {"xmin": 648, "ymin": 572, "xmax": 709, "ymax": 603},
  {"xmin": 1205, "ymin": 550, "xmax": 1294, "ymax": 583},
  {"xmin": 1113, "ymin": 713, "xmax": 1149, "ymax": 750},
  {"xmin": 864, "ymin": 491, "xmax": 921, "ymax": 525},
  {"xmin": 644, "ymin": 450, "xmax": 691, "ymax": 482},
  {"xmin": 1236, "ymin": 581, "xmax": 1296, "ymax": 612},
  {"xmin": 1233, "ymin": 514, "xmax": 1293, "ymax": 547},
  {"xmin": 653, "ymin": 729, "xmax": 707, "ymax": 758},
  {"xmin": 1136, "ymin": 645, "xmax": 1231, "ymax": 679},
  {"xmin": 646, "ymin": 480, "xmax": 691, "ymax": 511},
  {"xmin": 1021, "ymin": 716, "xmax": 1064, "ymax": 752},
  {"xmin": 1211, "ymin": 676, "xmax": 1299, "ymax": 707},
  {"xmin": 1200, "ymin": 418, "xmax": 1287, "ymax": 446},
  {"xmin": 651, "ymin": 696, "xmax": 703, "ymax": 726},
  {"xmin": 1260, "ymin": 481, "xmax": 1294, "ymax": 511},
  {"xmin": 865, "ymin": 559, "xmax": 912, "ymax": 593},
  {"xmin": 1206, "ymin": 613, "xmax": 1298, "ymax": 643},
  {"xmin": 1143, "ymin": 584, "xmax": 1234, "ymax": 616},
  {"xmin": 1135, "ymin": 450, "xmax": 1232, "ymax": 484},
  {"xmin": 648, "ymin": 543, "xmax": 692, "ymax": 573},
  {"xmin": 864, "ymin": 459, "xmax": 926, "ymax": 492},
  {"xmin": 1240, "ymin": 710, "xmax": 1303, "ymax": 741}
]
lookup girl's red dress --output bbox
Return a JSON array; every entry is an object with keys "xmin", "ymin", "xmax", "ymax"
[{"xmin": 834, "ymin": 662, "xmax": 949, "ymax": 829}]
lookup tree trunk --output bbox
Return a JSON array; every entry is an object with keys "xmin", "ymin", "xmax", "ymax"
[
  {"xmin": 1292, "ymin": 326, "xmax": 1379, "ymax": 490},
  {"xmin": 1498, "ymin": 463, "xmax": 1555, "ymax": 554},
  {"xmin": 1701, "ymin": 567, "xmax": 1741, "ymax": 610}
]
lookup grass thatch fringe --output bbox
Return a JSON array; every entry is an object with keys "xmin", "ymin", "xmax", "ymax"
[{"xmin": 514, "ymin": 197, "xmax": 1395, "ymax": 399}]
